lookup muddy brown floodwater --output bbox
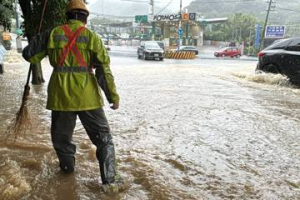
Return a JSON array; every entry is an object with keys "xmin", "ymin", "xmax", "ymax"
[{"xmin": 0, "ymin": 57, "xmax": 299, "ymax": 200}]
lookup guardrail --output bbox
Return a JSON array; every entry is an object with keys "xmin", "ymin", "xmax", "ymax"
[
  {"xmin": 0, "ymin": 45, "xmax": 7, "ymax": 74},
  {"xmin": 164, "ymin": 51, "xmax": 196, "ymax": 59}
]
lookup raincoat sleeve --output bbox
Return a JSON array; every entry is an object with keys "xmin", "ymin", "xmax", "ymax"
[
  {"xmin": 92, "ymin": 33, "xmax": 120, "ymax": 104},
  {"xmin": 22, "ymin": 29, "xmax": 52, "ymax": 64}
]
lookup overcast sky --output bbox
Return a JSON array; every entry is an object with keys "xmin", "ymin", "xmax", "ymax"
[{"xmin": 87, "ymin": 0, "xmax": 194, "ymax": 13}]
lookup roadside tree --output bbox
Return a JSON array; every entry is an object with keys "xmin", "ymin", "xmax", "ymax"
[
  {"xmin": 18, "ymin": 0, "xmax": 72, "ymax": 84},
  {"xmin": 0, "ymin": 0, "xmax": 13, "ymax": 31}
]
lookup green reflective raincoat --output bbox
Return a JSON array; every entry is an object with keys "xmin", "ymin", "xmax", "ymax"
[{"xmin": 23, "ymin": 20, "xmax": 119, "ymax": 111}]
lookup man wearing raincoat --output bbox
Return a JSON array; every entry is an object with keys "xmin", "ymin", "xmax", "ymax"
[{"xmin": 22, "ymin": 0, "xmax": 121, "ymax": 190}]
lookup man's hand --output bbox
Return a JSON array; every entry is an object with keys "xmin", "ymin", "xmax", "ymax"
[{"xmin": 110, "ymin": 102, "xmax": 119, "ymax": 110}]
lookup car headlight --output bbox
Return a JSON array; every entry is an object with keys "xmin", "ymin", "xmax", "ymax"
[{"xmin": 145, "ymin": 50, "xmax": 151, "ymax": 53}]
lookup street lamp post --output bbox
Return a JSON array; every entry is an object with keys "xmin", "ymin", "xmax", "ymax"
[{"xmin": 177, "ymin": 0, "xmax": 182, "ymax": 52}]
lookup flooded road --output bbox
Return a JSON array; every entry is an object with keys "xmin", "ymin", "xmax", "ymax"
[{"xmin": 0, "ymin": 55, "xmax": 299, "ymax": 199}]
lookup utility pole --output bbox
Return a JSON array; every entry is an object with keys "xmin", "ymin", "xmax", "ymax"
[
  {"xmin": 150, "ymin": 0, "xmax": 155, "ymax": 40},
  {"xmin": 177, "ymin": 0, "xmax": 182, "ymax": 52},
  {"xmin": 150, "ymin": 0, "xmax": 154, "ymax": 16},
  {"xmin": 248, "ymin": 22, "xmax": 253, "ymax": 56},
  {"xmin": 15, "ymin": 0, "xmax": 20, "ymax": 29},
  {"xmin": 260, "ymin": 0, "xmax": 274, "ymax": 50}
]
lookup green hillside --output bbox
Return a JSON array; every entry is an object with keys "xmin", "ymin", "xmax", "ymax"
[{"xmin": 186, "ymin": 0, "xmax": 300, "ymax": 25}]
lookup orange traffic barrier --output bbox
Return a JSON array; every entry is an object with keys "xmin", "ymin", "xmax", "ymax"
[{"xmin": 164, "ymin": 51, "xmax": 195, "ymax": 59}]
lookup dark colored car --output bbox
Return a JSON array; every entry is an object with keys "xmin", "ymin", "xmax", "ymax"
[
  {"xmin": 214, "ymin": 47, "xmax": 241, "ymax": 58},
  {"xmin": 256, "ymin": 37, "xmax": 300, "ymax": 86},
  {"xmin": 102, "ymin": 38, "xmax": 110, "ymax": 51},
  {"xmin": 137, "ymin": 41, "xmax": 164, "ymax": 61},
  {"xmin": 179, "ymin": 46, "xmax": 199, "ymax": 55},
  {"xmin": 155, "ymin": 41, "xmax": 165, "ymax": 50}
]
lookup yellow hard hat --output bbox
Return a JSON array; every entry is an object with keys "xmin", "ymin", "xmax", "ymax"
[{"xmin": 66, "ymin": 0, "xmax": 89, "ymax": 16}]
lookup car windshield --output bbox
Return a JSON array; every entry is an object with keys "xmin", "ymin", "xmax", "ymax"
[
  {"xmin": 220, "ymin": 47, "xmax": 230, "ymax": 51},
  {"xmin": 265, "ymin": 38, "xmax": 293, "ymax": 50},
  {"xmin": 145, "ymin": 43, "xmax": 160, "ymax": 49}
]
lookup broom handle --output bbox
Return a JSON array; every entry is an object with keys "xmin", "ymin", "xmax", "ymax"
[{"xmin": 25, "ymin": 65, "xmax": 32, "ymax": 86}]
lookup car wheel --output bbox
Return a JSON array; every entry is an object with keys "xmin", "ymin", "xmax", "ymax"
[
  {"xmin": 159, "ymin": 58, "xmax": 164, "ymax": 61},
  {"xmin": 142, "ymin": 53, "xmax": 147, "ymax": 60},
  {"xmin": 262, "ymin": 64, "xmax": 282, "ymax": 74},
  {"xmin": 236, "ymin": 54, "xmax": 241, "ymax": 58},
  {"xmin": 138, "ymin": 54, "xmax": 141, "ymax": 59},
  {"xmin": 255, "ymin": 70, "xmax": 264, "ymax": 74}
]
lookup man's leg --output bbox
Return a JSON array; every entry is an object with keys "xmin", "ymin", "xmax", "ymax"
[
  {"xmin": 78, "ymin": 108, "xmax": 116, "ymax": 184},
  {"xmin": 51, "ymin": 111, "xmax": 77, "ymax": 173}
]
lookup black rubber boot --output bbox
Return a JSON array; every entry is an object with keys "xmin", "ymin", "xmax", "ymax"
[
  {"xmin": 102, "ymin": 176, "xmax": 130, "ymax": 194},
  {"xmin": 59, "ymin": 156, "xmax": 75, "ymax": 174}
]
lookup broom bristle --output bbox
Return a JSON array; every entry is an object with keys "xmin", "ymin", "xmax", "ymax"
[{"xmin": 5, "ymin": 87, "xmax": 32, "ymax": 141}]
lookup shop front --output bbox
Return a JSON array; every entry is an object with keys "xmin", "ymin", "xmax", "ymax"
[{"xmin": 149, "ymin": 13, "xmax": 204, "ymax": 47}]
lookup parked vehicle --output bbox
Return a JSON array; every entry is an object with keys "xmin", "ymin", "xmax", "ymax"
[
  {"xmin": 155, "ymin": 41, "xmax": 165, "ymax": 50},
  {"xmin": 137, "ymin": 41, "xmax": 164, "ymax": 61},
  {"xmin": 179, "ymin": 46, "xmax": 199, "ymax": 55},
  {"xmin": 97, "ymin": 35, "xmax": 110, "ymax": 51},
  {"xmin": 214, "ymin": 47, "xmax": 241, "ymax": 58},
  {"xmin": 256, "ymin": 37, "xmax": 300, "ymax": 86},
  {"xmin": 102, "ymin": 38, "xmax": 110, "ymax": 51}
]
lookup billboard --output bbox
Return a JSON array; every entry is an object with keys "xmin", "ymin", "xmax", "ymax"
[
  {"xmin": 254, "ymin": 24, "xmax": 261, "ymax": 49},
  {"xmin": 182, "ymin": 13, "xmax": 196, "ymax": 21},
  {"xmin": 151, "ymin": 13, "xmax": 196, "ymax": 22},
  {"xmin": 152, "ymin": 14, "xmax": 181, "ymax": 22},
  {"xmin": 265, "ymin": 25, "xmax": 285, "ymax": 38}
]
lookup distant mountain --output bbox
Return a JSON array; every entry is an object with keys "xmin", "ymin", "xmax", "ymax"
[
  {"xmin": 186, "ymin": 0, "xmax": 300, "ymax": 25},
  {"xmin": 89, "ymin": 0, "xmax": 300, "ymax": 26}
]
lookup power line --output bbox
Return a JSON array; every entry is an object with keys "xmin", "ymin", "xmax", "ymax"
[
  {"xmin": 156, "ymin": 0, "xmax": 174, "ymax": 15},
  {"xmin": 90, "ymin": 11, "xmax": 135, "ymax": 18},
  {"xmin": 276, "ymin": 6, "xmax": 300, "ymax": 13}
]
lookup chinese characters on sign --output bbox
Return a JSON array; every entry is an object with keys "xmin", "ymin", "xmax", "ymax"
[
  {"xmin": 254, "ymin": 24, "xmax": 261, "ymax": 49},
  {"xmin": 265, "ymin": 26, "xmax": 285, "ymax": 38}
]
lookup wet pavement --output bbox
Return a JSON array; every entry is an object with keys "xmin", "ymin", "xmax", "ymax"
[
  {"xmin": 109, "ymin": 45, "xmax": 258, "ymax": 61},
  {"xmin": 0, "ymin": 51, "xmax": 299, "ymax": 199}
]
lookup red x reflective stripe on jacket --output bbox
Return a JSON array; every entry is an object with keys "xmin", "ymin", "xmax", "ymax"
[{"xmin": 58, "ymin": 25, "xmax": 87, "ymax": 67}]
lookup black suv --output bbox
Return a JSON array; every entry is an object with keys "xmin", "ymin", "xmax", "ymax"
[
  {"xmin": 137, "ymin": 41, "xmax": 164, "ymax": 61},
  {"xmin": 256, "ymin": 37, "xmax": 300, "ymax": 86}
]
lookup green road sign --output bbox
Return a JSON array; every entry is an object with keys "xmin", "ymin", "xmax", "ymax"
[{"xmin": 135, "ymin": 15, "xmax": 148, "ymax": 23}]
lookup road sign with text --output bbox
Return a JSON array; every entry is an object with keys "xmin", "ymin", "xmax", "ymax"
[
  {"xmin": 178, "ymin": 28, "xmax": 183, "ymax": 37},
  {"xmin": 254, "ymin": 24, "xmax": 261, "ymax": 49},
  {"xmin": 265, "ymin": 25, "xmax": 285, "ymax": 38},
  {"xmin": 135, "ymin": 15, "xmax": 148, "ymax": 23}
]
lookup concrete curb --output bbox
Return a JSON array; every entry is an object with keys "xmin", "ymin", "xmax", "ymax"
[{"xmin": 199, "ymin": 55, "xmax": 258, "ymax": 62}]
